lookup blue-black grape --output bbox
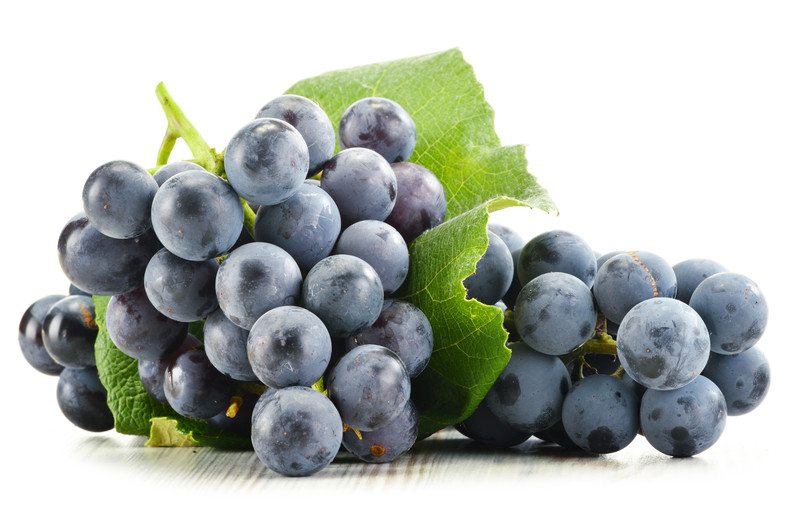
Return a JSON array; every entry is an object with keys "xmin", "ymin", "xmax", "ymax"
[
  {"xmin": 617, "ymin": 298, "xmax": 710, "ymax": 390},
  {"xmin": 106, "ymin": 286, "xmax": 188, "ymax": 361},
  {"xmin": 327, "ymin": 344, "xmax": 410, "ymax": 431},
  {"xmin": 596, "ymin": 251, "xmax": 622, "ymax": 270},
  {"xmin": 640, "ymin": 375, "xmax": 726, "ymax": 457},
  {"xmin": 593, "ymin": 251, "xmax": 677, "ymax": 324},
  {"xmin": 517, "ymin": 230, "xmax": 597, "ymax": 288},
  {"xmin": 673, "ymin": 258, "xmax": 727, "ymax": 304},
  {"xmin": 320, "ymin": 148, "xmax": 397, "ymax": 226},
  {"xmin": 342, "ymin": 400, "xmax": 418, "ymax": 463},
  {"xmin": 153, "ymin": 161, "xmax": 206, "ymax": 186},
  {"xmin": 251, "ymin": 387, "xmax": 342, "ymax": 477},
  {"xmin": 202, "ymin": 309, "xmax": 257, "ymax": 381},
  {"xmin": 464, "ymin": 230, "xmax": 514, "ymax": 305},
  {"xmin": 164, "ymin": 347, "xmax": 235, "ymax": 420},
  {"xmin": 385, "ymin": 162, "xmax": 446, "ymax": 242},
  {"xmin": 247, "ymin": 306, "xmax": 331, "ymax": 388},
  {"xmin": 58, "ymin": 214, "xmax": 159, "ymax": 295},
  {"xmin": 224, "ymin": 118, "xmax": 309, "ymax": 206},
  {"xmin": 620, "ymin": 371, "xmax": 647, "ymax": 399},
  {"xmin": 151, "ymin": 170, "xmax": 244, "ymax": 261},
  {"xmin": 138, "ymin": 334, "xmax": 201, "ymax": 405},
  {"xmin": 69, "ymin": 284, "xmax": 90, "ymax": 296},
  {"xmin": 19, "ymin": 295, "xmax": 66, "ymax": 375},
  {"xmin": 256, "ymin": 95, "xmax": 335, "ymax": 175},
  {"xmin": 208, "ymin": 392, "xmax": 260, "ymax": 437},
  {"xmin": 689, "ymin": 272, "xmax": 768, "ymax": 355},
  {"xmin": 42, "ymin": 295, "xmax": 97, "ymax": 368},
  {"xmin": 215, "ymin": 242, "xmax": 302, "ymax": 330},
  {"xmin": 561, "ymin": 375, "xmax": 639, "ymax": 454},
  {"xmin": 488, "ymin": 223, "xmax": 525, "ymax": 254},
  {"xmin": 57, "ymin": 367, "xmax": 113, "ymax": 432},
  {"xmin": 82, "ymin": 160, "xmax": 158, "ymax": 239},
  {"xmin": 455, "ymin": 399, "xmax": 531, "ymax": 448},
  {"xmin": 144, "ymin": 248, "xmax": 219, "ymax": 322},
  {"xmin": 253, "ymin": 182, "xmax": 341, "ymax": 271},
  {"xmin": 515, "ymin": 272, "xmax": 597, "ymax": 356},
  {"xmin": 339, "ymin": 97, "xmax": 416, "ymax": 163},
  {"xmin": 335, "ymin": 220, "xmax": 409, "ymax": 293},
  {"xmin": 301, "ymin": 254, "xmax": 383, "ymax": 338},
  {"xmin": 346, "ymin": 300, "xmax": 433, "ymax": 378},
  {"xmin": 702, "ymin": 347, "xmax": 770, "ymax": 416},
  {"xmin": 533, "ymin": 419, "xmax": 580, "ymax": 450},
  {"xmin": 485, "ymin": 342, "xmax": 571, "ymax": 433}
]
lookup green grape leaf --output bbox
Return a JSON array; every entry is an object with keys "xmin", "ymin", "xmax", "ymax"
[
  {"xmin": 289, "ymin": 49, "xmax": 554, "ymax": 437},
  {"xmin": 93, "ymin": 296, "xmax": 249, "ymax": 448},
  {"xmin": 287, "ymin": 48, "xmax": 554, "ymax": 217}
]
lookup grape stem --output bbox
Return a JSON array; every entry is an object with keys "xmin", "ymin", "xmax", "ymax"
[{"xmin": 153, "ymin": 82, "xmax": 256, "ymax": 235}]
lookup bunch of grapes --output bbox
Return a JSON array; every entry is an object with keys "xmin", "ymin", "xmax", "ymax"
[
  {"xmin": 456, "ymin": 230, "xmax": 770, "ymax": 458},
  {"xmin": 19, "ymin": 94, "xmax": 446, "ymax": 477}
]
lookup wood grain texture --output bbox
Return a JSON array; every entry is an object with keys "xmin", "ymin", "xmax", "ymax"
[{"xmin": 65, "ymin": 428, "xmax": 765, "ymax": 491}]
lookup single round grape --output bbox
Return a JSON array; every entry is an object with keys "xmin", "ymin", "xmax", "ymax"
[
  {"xmin": 673, "ymin": 258, "xmax": 727, "ymax": 303},
  {"xmin": 19, "ymin": 295, "xmax": 66, "ymax": 375},
  {"xmin": 302, "ymin": 255, "xmax": 384, "ymax": 338},
  {"xmin": 689, "ymin": 272, "xmax": 768, "ymax": 355},
  {"xmin": 320, "ymin": 148, "xmax": 397, "ymax": 226},
  {"xmin": 515, "ymin": 272, "xmax": 597, "ymax": 356},
  {"xmin": 561, "ymin": 375, "xmax": 639, "ymax": 454},
  {"xmin": 386, "ymin": 162, "xmax": 446, "ymax": 242},
  {"xmin": 533, "ymin": 419, "xmax": 580, "ymax": 450},
  {"xmin": 640, "ymin": 376, "xmax": 727, "ymax": 457},
  {"xmin": 702, "ymin": 347, "xmax": 770, "ymax": 416},
  {"xmin": 203, "ymin": 309, "xmax": 257, "ymax": 381},
  {"xmin": 164, "ymin": 347, "xmax": 235, "ymax": 420},
  {"xmin": 335, "ymin": 220, "xmax": 409, "ymax": 293},
  {"xmin": 151, "ymin": 170, "xmax": 244, "ymax": 261},
  {"xmin": 593, "ymin": 251, "xmax": 678, "ymax": 324},
  {"xmin": 252, "ymin": 387, "xmax": 342, "ymax": 477},
  {"xmin": 464, "ymin": 230, "xmax": 514, "ymax": 305},
  {"xmin": 253, "ymin": 183, "xmax": 341, "ymax": 271},
  {"xmin": 343, "ymin": 400, "xmax": 418, "ymax": 463},
  {"xmin": 58, "ymin": 213, "xmax": 159, "ymax": 295},
  {"xmin": 42, "ymin": 295, "xmax": 97, "ymax": 368},
  {"xmin": 488, "ymin": 223, "xmax": 525, "ymax": 253},
  {"xmin": 617, "ymin": 298, "xmax": 710, "ymax": 390},
  {"xmin": 215, "ymin": 242, "xmax": 302, "ymax": 330},
  {"xmin": 328, "ymin": 345, "xmax": 410, "ymax": 431},
  {"xmin": 82, "ymin": 160, "xmax": 158, "ymax": 239},
  {"xmin": 247, "ymin": 306, "xmax": 332, "ymax": 388},
  {"xmin": 346, "ymin": 300, "xmax": 433, "ymax": 378},
  {"xmin": 153, "ymin": 161, "xmax": 205, "ymax": 186},
  {"xmin": 224, "ymin": 118, "xmax": 309, "ymax": 206},
  {"xmin": 596, "ymin": 251, "xmax": 622, "ymax": 270},
  {"xmin": 517, "ymin": 230, "xmax": 597, "ymax": 288},
  {"xmin": 138, "ymin": 334, "xmax": 201, "ymax": 405},
  {"xmin": 57, "ymin": 367, "xmax": 114, "ymax": 432},
  {"xmin": 455, "ymin": 399, "xmax": 531, "ymax": 448},
  {"xmin": 256, "ymin": 94, "xmax": 335, "ymax": 175},
  {"xmin": 144, "ymin": 248, "xmax": 219, "ymax": 322},
  {"xmin": 69, "ymin": 284, "xmax": 90, "ymax": 297},
  {"xmin": 106, "ymin": 287, "xmax": 188, "ymax": 361},
  {"xmin": 339, "ymin": 97, "xmax": 416, "ymax": 163},
  {"xmin": 485, "ymin": 342, "xmax": 571, "ymax": 433},
  {"xmin": 208, "ymin": 392, "xmax": 260, "ymax": 437}
]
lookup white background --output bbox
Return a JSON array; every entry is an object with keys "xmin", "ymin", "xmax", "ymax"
[{"xmin": 1, "ymin": 0, "xmax": 797, "ymax": 514}]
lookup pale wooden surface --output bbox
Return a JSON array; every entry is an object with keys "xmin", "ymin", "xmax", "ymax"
[{"xmin": 65, "ymin": 427, "xmax": 771, "ymax": 491}]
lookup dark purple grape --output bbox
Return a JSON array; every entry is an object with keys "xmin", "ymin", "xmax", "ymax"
[
  {"xmin": 164, "ymin": 347, "xmax": 235, "ymax": 420},
  {"xmin": 19, "ymin": 295, "xmax": 66, "ymax": 375},
  {"xmin": 42, "ymin": 295, "xmax": 97, "ymax": 368},
  {"xmin": 385, "ymin": 162, "xmax": 446, "ymax": 242},
  {"xmin": 57, "ymin": 367, "xmax": 114, "ymax": 432}
]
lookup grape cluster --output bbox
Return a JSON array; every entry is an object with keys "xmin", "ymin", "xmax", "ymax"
[
  {"xmin": 20, "ymin": 94, "xmax": 442, "ymax": 477},
  {"xmin": 457, "ymin": 229, "xmax": 770, "ymax": 458}
]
